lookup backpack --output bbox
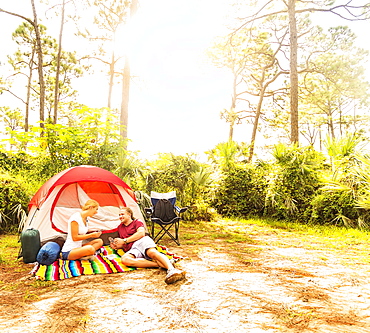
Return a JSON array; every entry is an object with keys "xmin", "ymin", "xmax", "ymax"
[{"xmin": 153, "ymin": 199, "xmax": 177, "ymax": 221}]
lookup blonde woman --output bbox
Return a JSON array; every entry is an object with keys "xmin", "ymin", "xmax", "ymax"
[{"xmin": 61, "ymin": 199, "xmax": 103, "ymax": 260}]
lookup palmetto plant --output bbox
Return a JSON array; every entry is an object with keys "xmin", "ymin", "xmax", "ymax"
[
  {"xmin": 324, "ymin": 133, "xmax": 363, "ymax": 175},
  {"xmin": 0, "ymin": 204, "xmax": 27, "ymax": 234},
  {"xmin": 317, "ymin": 134, "xmax": 370, "ymax": 228},
  {"xmin": 188, "ymin": 165, "xmax": 213, "ymax": 204},
  {"xmin": 351, "ymin": 154, "xmax": 370, "ymax": 211},
  {"xmin": 266, "ymin": 143, "xmax": 324, "ymax": 220},
  {"xmin": 206, "ymin": 141, "xmax": 249, "ymax": 170},
  {"xmin": 113, "ymin": 149, "xmax": 148, "ymax": 188}
]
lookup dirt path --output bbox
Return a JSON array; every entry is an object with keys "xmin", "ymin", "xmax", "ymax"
[{"xmin": 1, "ymin": 224, "xmax": 370, "ymax": 333}]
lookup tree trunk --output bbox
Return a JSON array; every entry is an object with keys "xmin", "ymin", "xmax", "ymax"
[
  {"xmin": 248, "ymin": 86, "xmax": 266, "ymax": 162},
  {"xmin": 339, "ymin": 109, "xmax": 342, "ymax": 136},
  {"xmin": 120, "ymin": 55, "xmax": 130, "ymax": 142},
  {"xmin": 328, "ymin": 115, "xmax": 335, "ymax": 139},
  {"xmin": 229, "ymin": 122, "xmax": 234, "ymax": 141},
  {"xmin": 31, "ymin": 0, "xmax": 45, "ymax": 128},
  {"xmin": 228, "ymin": 72, "xmax": 237, "ymax": 142},
  {"xmin": 108, "ymin": 51, "xmax": 115, "ymax": 109},
  {"xmin": 25, "ymin": 47, "xmax": 36, "ymax": 132},
  {"xmin": 119, "ymin": 0, "xmax": 138, "ymax": 143},
  {"xmin": 288, "ymin": 0, "xmax": 299, "ymax": 144},
  {"xmin": 53, "ymin": 0, "xmax": 65, "ymax": 124}
]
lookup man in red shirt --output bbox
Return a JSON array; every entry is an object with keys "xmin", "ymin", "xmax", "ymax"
[{"xmin": 110, "ymin": 207, "xmax": 186, "ymax": 284}]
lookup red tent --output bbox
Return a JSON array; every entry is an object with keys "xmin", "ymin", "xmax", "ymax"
[{"xmin": 23, "ymin": 165, "xmax": 145, "ymax": 245}]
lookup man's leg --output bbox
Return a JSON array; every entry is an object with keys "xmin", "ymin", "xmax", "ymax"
[
  {"xmin": 120, "ymin": 252, "xmax": 159, "ymax": 268},
  {"xmin": 146, "ymin": 247, "xmax": 186, "ymax": 284},
  {"xmin": 146, "ymin": 247, "xmax": 174, "ymax": 270}
]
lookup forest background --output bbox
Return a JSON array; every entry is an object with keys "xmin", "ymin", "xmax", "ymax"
[{"xmin": 1, "ymin": 0, "xmax": 370, "ymax": 234}]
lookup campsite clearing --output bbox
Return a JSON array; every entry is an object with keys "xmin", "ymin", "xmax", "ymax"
[{"xmin": 1, "ymin": 219, "xmax": 370, "ymax": 333}]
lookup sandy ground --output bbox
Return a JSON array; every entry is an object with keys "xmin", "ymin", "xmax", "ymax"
[{"xmin": 1, "ymin": 226, "xmax": 370, "ymax": 333}]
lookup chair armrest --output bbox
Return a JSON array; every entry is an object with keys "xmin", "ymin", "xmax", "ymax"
[
  {"xmin": 145, "ymin": 207, "xmax": 153, "ymax": 216},
  {"xmin": 175, "ymin": 206, "xmax": 189, "ymax": 214}
]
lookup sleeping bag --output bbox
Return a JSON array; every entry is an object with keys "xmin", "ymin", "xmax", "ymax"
[
  {"xmin": 20, "ymin": 228, "xmax": 41, "ymax": 263},
  {"xmin": 36, "ymin": 241, "xmax": 61, "ymax": 265}
]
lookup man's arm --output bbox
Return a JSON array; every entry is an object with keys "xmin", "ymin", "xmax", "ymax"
[{"xmin": 111, "ymin": 227, "xmax": 146, "ymax": 249}]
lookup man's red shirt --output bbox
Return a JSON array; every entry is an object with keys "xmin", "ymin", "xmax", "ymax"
[{"xmin": 117, "ymin": 219, "xmax": 145, "ymax": 252}]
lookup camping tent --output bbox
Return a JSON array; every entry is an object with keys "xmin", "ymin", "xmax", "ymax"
[{"xmin": 23, "ymin": 165, "xmax": 146, "ymax": 245}]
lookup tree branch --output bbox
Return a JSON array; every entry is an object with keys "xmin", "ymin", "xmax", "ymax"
[
  {"xmin": 0, "ymin": 8, "xmax": 34, "ymax": 26},
  {"xmin": 2, "ymin": 88, "xmax": 27, "ymax": 104}
]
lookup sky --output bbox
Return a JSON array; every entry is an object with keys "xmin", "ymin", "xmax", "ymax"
[
  {"xmin": 0, "ymin": 0, "xmax": 235, "ymax": 162},
  {"xmin": 1, "ymin": 0, "xmax": 370, "ymax": 161},
  {"xmin": 110, "ymin": 0, "xmax": 235, "ymax": 160}
]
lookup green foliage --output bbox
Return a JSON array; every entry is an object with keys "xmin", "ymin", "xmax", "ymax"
[
  {"xmin": 309, "ymin": 135, "xmax": 370, "ymax": 229},
  {"xmin": 114, "ymin": 151, "xmax": 148, "ymax": 190},
  {"xmin": 0, "ymin": 151, "xmax": 45, "ymax": 204},
  {"xmin": 145, "ymin": 154, "xmax": 214, "ymax": 220},
  {"xmin": 205, "ymin": 141, "xmax": 249, "ymax": 170},
  {"xmin": 353, "ymin": 155, "xmax": 370, "ymax": 212},
  {"xmin": 187, "ymin": 201, "xmax": 219, "ymax": 222},
  {"xmin": 212, "ymin": 163, "xmax": 269, "ymax": 217},
  {"xmin": 9, "ymin": 22, "xmax": 88, "ymax": 120},
  {"xmin": 134, "ymin": 190, "xmax": 152, "ymax": 224},
  {"xmin": 0, "ymin": 173, "xmax": 30, "ymax": 234},
  {"xmin": 0, "ymin": 150, "xmax": 32, "ymax": 174},
  {"xmin": 299, "ymin": 26, "xmax": 370, "ymax": 141},
  {"xmin": 5, "ymin": 106, "xmax": 122, "ymax": 179},
  {"xmin": 146, "ymin": 154, "xmax": 196, "ymax": 203},
  {"xmin": 309, "ymin": 191, "xmax": 370, "ymax": 228},
  {"xmin": 2, "ymin": 129, "xmax": 370, "ymax": 232},
  {"xmin": 264, "ymin": 144, "xmax": 324, "ymax": 221},
  {"xmin": 324, "ymin": 133, "xmax": 364, "ymax": 174},
  {"xmin": 0, "ymin": 235, "xmax": 22, "ymax": 266},
  {"xmin": 0, "ymin": 107, "xmax": 24, "ymax": 132}
]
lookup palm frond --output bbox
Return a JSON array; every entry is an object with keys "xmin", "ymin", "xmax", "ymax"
[
  {"xmin": 331, "ymin": 214, "xmax": 353, "ymax": 228},
  {"xmin": 320, "ymin": 181, "xmax": 352, "ymax": 192}
]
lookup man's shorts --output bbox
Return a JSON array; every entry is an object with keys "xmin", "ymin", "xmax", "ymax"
[{"xmin": 126, "ymin": 236, "xmax": 157, "ymax": 260}]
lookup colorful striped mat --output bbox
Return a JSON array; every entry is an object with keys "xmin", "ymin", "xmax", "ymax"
[{"xmin": 31, "ymin": 245, "xmax": 182, "ymax": 281}]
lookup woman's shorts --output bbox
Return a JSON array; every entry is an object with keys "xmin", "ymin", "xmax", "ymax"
[
  {"xmin": 126, "ymin": 236, "xmax": 156, "ymax": 260},
  {"xmin": 61, "ymin": 251, "xmax": 71, "ymax": 260}
]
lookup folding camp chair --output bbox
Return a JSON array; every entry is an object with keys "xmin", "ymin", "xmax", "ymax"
[{"xmin": 145, "ymin": 191, "xmax": 188, "ymax": 245}]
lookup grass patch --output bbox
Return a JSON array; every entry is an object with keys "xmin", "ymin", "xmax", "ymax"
[
  {"xmin": 222, "ymin": 217, "xmax": 370, "ymax": 251},
  {"xmin": 29, "ymin": 279, "xmax": 57, "ymax": 289},
  {"xmin": 181, "ymin": 231, "xmax": 208, "ymax": 241},
  {"xmin": 180, "ymin": 220, "xmax": 257, "ymax": 246},
  {"xmin": 177, "ymin": 217, "xmax": 370, "ymax": 266},
  {"xmin": 231, "ymin": 217, "xmax": 370, "ymax": 241},
  {"xmin": 0, "ymin": 234, "xmax": 23, "ymax": 267}
]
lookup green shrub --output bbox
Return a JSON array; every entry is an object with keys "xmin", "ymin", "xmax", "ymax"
[
  {"xmin": 309, "ymin": 192, "xmax": 357, "ymax": 226},
  {"xmin": 144, "ymin": 154, "xmax": 214, "ymax": 221},
  {"xmin": 265, "ymin": 164, "xmax": 321, "ymax": 221},
  {"xmin": 308, "ymin": 185, "xmax": 370, "ymax": 229},
  {"xmin": 145, "ymin": 154, "xmax": 197, "ymax": 203},
  {"xmin": 0, "ymin": 150, "xmax": 32, "ymax": 174},
  {"xmin": 0, "ymin": 173, "xmax": 31, "ymax": 234},
  {"xmin": 5, "ymin": 107, "xmax": 123, "ymax": 180},
  {"xmin": 188, "ymin": 201, "xmax": 220, "ymax": 222},
  {"xmin": 211, "ymin": 163, "xmax": 268, "ymax": 217},
  {"xmin": 265, "ymin": 144, "xmax": 324, "ymax": 221}
]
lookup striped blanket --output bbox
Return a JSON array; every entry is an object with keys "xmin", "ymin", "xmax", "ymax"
[{"xmin": 31, "ymin": 245, "xmax": 182, "ymax": 281}]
